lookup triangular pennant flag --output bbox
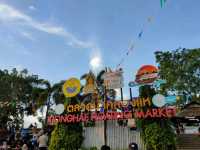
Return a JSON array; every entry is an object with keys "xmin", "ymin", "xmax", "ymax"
[
  {"xmin": 147, "ymin": 17, "xmax": 153, "ymax": 23},
  {"xmin": 138, "ymin": 30, "xmax": 143, "ymax": 39},
  {"xmin": 160, "ymin": 0, "xmax": 167, "ymax": 8},
  {"xmin": 128, "ymin": 42, "xmax": 134, "ymax": 51}
]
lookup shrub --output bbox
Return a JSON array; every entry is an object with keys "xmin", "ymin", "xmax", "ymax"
[
  {"xmin": 90, "ymin": 147, "xmax": 98, "ymax": 150},
  {"xmin": 49, "ymin": 123, "xmax": 84, "ymax": 150}
]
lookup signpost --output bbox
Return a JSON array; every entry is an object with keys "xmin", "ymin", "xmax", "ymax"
[{"xmin": 103, "ymin": 70, "xmax": 124, "ymax": 89}]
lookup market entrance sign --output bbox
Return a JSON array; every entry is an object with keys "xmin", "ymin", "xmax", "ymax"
[
  {"xmin": 47, "ymin": 107, "xmax": 175, "ymax": 124},
  {"xmin": 47, "ymin": 97, "xmax": 176, "ymax": 125}
]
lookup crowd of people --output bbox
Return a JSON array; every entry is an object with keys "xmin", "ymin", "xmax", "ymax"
[{"xmin": 0, "ymin": 125, "xmax": 48, "ymax": 150}]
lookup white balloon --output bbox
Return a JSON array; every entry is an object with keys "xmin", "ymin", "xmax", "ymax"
[{"xmin": 54, "ymin": 104, "xmax": 65, "ymax": 115}]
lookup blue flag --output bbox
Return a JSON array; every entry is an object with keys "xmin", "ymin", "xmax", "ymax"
[{"xmin": 138, "ymin": 30, "xmax": 143, "ymax": 39}]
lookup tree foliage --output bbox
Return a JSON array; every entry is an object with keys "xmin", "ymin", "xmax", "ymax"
[
  {"xmin": 49, "ymin": 123, "xmax": 83, "ymax": 150},
  {"xmin": 144, "ymin": 121, "xmax": 176, "ymax": 150},
  {"xmin": 0, "ymin": 68, "xmax": 44, "ymax": 128},
  {"xmin": 155, "ymin": 48, "xmax": 200, "ymax": 102},
  {"xmin": 49, "ymin": 97, "xmax": 83, "ymax": 150},
  {"xmin": 137, "ymin": 85, "xmax": 176, "ymax": 150}
]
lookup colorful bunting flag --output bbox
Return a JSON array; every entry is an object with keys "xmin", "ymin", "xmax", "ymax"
[
  {"xmin": 147, "ymin": 17, "xmax": 153, "ymax": 23},
  {"xmin": 160, "ymin": 0, "xmax": 167, "ymax": 8},
  {"xmin": 116, "ymin": 0, "xmax": 168, "ymax": 69},
  {"xmin": 138, "ymin": 30, "xmax": 143, "ymax": 39},
  {"xmin": 128, "ymin": 42, "xmax": 134, "ymax": 52}
]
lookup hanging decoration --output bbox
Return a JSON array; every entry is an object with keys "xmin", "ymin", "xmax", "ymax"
[
  {"xmin": 62, "ymin": 77, "xmax": 81, "ymax": 98},
  {"xmin": 160, "ymin": 0, "xmax": 167, "ymax": 8},
  {"xmin": 116, "ymin": 0, "xmax": 169, "ymax": 69},
  {"xmin": 138, "ymin": 30, "xmax": 143, "ymax": 39},
  {"xmin": 147, "ymin": 16, "xmax": 153, "ymax": 23},
  {"xmin": 116, "ymin": 42, "xmax": 134, "ymax": 69}
]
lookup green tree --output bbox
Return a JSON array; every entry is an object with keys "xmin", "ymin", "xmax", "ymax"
[
  {"xmin": 0, "ymin": 68, "xmax": 43, "ymax": 128},
  {"xmin": 155, "ymin": 48, "xmax": 200, "ymax": 103},
  {"xmin": 34, "ymin": 80, "xmax": 65, "ymax": 126},
  {"xmin": 144, "ymin": 121, "xmax": 176, "ymax": 150},
  {"xmin": 137, "ymin": 85, "xmax": 176, "ymax": 150}
]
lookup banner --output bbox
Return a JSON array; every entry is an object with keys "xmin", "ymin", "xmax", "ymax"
[{"xmin": 103, "ymin": 70, "xmax": 124, "ymax": 89}]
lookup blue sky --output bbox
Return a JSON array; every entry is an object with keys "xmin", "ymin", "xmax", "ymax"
[{"xmin": 0, "ymin": 0, "xmax": 200, "ymax": 98}]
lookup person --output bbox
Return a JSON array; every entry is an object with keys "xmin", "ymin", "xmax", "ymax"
[
  {"xmin": 31, "ymin": 134, "xmax": 38, "ymax": 149},
  {"xmin": 2, "ymin": 141, "xmax": 8, "ymax": 150},
  {"xmin": 101, "ymin": 145, "xmax": 110, "ymax": 150},
  {"xmin": 38, "ymin": 131, "xmax": 48, "ymax": 150},
  {"xmin": 180, "ymin": 123, "xmax": 184, "ymax": 133},
  {"xmin": 22, "ymin": 143, "xmax": 28, "ymax": 150},
  {"xmin": 15, "ymin": 141, "xmax": 21, "ymax": 150},
  {"xmin": 1, "ymin": 141, "xmax": 8, "ymax": 150},
  {"xmin": 129, "ymin": 142, "xmax": 138, "ymax": 150}
]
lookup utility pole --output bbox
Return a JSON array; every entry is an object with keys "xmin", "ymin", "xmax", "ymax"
[{"xmin": 104, "ymin": 67, "xmax": 107, "ymax": 146}]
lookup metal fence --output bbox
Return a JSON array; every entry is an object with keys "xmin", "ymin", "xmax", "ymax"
[{"xmin": 82, "ymin": 120, "xmax": 146, "ymax": 150}]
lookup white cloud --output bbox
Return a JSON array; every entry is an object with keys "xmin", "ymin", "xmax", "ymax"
[
  {"xmin": 0, "ymin": 3, "xmax": 93, "ymax": 48},
  {"xmin": 14, "ymin": 64, "xmax": 24, "ymax": 71},
  {"xmin": 21, "ymin": 49, "xmax": 32, "ymax": 56},
  {"xmin": 29, "ymin": 5, "xmax": 36, "ymax": 11},
  {"xmin": 21, "ymin": 31, "xmax": 35, "ymax": 41},
  {"xmin": 0, "ymin": 3, "xmax": 104, "ymax": 72},
  {"xmin": 0, "ymin": 4, "xmax": 31, "ymax": 22}
]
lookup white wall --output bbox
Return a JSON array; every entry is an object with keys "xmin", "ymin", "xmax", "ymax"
[{"xmin": 82, "ymin": 120, "xmax": 145, "ymax": 150}]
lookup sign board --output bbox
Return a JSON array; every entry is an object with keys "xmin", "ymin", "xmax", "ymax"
[
  {"xmin": 152, "ymin": 94, "xmax": 177, "ymax": 107},
  {"xmin": 62, "ymin": 78, "xmax": 81, "ymax": 98},
  {"xmin": 103, "ymin": 70, "xmax": 124, "ymax": 89},
  {"xmin": 135, "ymin": 65, "xmax": 158, "ymax": 84}
]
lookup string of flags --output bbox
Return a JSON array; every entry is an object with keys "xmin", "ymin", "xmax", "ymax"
[
  {"xmin": 116, "ymin": 16, "xmax": 152, "ymax": 69},
  {"xmin": 116, "ymin": 0, "xmax": 168, "ymax": 69},
  {"xmin": 160, "ymin": 0, "xmax": 167, "ymax": 8},
  {"xmin": 116, "ymin": 42, "xmax": 134, "ymax": 69}
]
